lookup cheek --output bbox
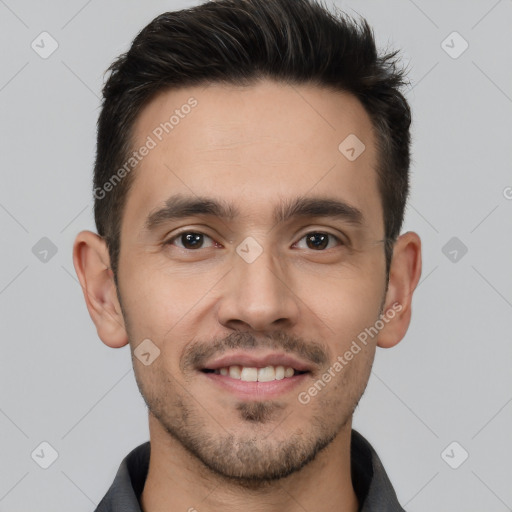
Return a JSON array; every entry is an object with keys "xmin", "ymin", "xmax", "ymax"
[
  {"xmin": 292, "ymin": 266, "xmax": 384, "ymax": 348},
  {"xmin": 119, "ymin": 257, "xmax": 215, "ymax": 330},
  {"xmin": 119, "ymin": 261, "xmax": 227, "ymax": 375}
]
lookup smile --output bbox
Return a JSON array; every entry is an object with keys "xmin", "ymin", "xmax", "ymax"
[{"xmin": 203, "ymin": 364, "xmax": 307, "ymax": 382}]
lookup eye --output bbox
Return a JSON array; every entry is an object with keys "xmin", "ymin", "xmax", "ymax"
[
  {"xmin": 294, "ymin": 232, "xmax": 343, "ymax": 251},
  {"xmin": 165, "ymin": 231, "xmax": 216, "ymax": 250}
]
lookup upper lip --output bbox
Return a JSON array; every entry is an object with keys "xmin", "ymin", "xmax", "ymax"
[{"xmin": 200, "ymin": 351, "xmax": 314, "ymax": 372}]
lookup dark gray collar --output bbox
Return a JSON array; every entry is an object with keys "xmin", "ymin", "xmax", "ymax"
[{"xmin": 95, "ymin": 429, "xmax": 405, "ymax": 511}]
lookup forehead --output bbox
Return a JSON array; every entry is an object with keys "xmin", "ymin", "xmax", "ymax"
[{"xmin": 123, "ymin": 80, "xmax": 382, "ymax": 236}]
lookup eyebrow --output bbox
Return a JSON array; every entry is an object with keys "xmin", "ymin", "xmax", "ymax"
[{"xmin": 144, "ymin": 193, "xmax": 364, "ymax": 232}]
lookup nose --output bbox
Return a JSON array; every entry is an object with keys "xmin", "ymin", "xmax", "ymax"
[{"xmin": 216, "ymin": 245, "xmax": 301, "ymax": 332}]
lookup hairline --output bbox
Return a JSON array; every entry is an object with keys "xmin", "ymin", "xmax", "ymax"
[{"xmin": 107, "ymin": 78, "xmax": 395, "ymax": 285}]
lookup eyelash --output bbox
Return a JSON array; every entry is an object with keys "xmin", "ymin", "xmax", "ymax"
[{"xmin": 163, "ymin": 230, "xmax": 346, "ymax": 251}]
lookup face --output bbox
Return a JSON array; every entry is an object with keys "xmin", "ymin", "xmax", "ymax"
[{"xmin": 116, "ymin": 80, "xmax": 389, "ymax": 482}]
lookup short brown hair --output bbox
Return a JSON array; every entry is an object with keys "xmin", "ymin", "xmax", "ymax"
[{"xmin": 93, "ymin": 0, "xmax": 411, "ymax": 283}]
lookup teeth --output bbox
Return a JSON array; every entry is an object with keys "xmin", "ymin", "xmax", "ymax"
[
  {"xmin": 229, "ymin": 365, "xmax": 241, "ymax": 379},
  {"xmin": 257, "ymin": 366, "xmax": 275, "ymax": 382},
  {"xmin": 241, "ymin": 367, "xmax": 258, "ymax": 381},
  {"xmin": 215, "ymin": 365, "xmax": 299, "ymax": 381}
]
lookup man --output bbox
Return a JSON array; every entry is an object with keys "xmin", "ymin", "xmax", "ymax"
[{"xmin": 73, "ymin": 0, "xmax": 422, "ymax": 510}]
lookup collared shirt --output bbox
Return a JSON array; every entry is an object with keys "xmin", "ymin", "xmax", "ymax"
[{"xmin": 94, "ymin": 429, "xmax": 406, "ymax": 511}]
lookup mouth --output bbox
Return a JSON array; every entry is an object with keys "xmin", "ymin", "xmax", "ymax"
[
  {"xmin": 198, "ymin": 352, "xmax": 313, "ymax": 399},
  {"xmin": 201, "ymin": 365, "xmax": 308, "ymax": 382}
]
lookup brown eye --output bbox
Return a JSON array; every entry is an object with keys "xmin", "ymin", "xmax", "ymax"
[
  {"xmin": 167, "ymin": 232, "xmax": 215, "ymax": 250},
  {"xmin": 295, "ymin": 232, "xmax": 342, "ymax": 250}
]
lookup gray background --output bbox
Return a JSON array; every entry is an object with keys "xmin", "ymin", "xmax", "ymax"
[{"xmin": 1, "ymin": 0, "xmax": 511, "ymax": 510}]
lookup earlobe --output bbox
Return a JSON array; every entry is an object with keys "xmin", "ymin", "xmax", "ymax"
[
  {"xmin": 377, "ymin": 231, "xmax": 422, "ymax": 349},
  {"xmin": 72, "ymin": 230, "xmax": 129, "ymax": 348}
]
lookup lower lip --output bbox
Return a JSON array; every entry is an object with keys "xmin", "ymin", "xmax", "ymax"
[{"xmin": 200, "ymin": 371, "xmax": 309, "ymax": 400}]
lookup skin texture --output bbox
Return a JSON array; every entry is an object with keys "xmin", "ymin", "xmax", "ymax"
[{"xmin": 73, "ymin": 79, "xmax": 422, "ymax": 512}]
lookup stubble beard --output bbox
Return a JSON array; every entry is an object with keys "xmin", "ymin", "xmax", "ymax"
[{"xmin": 135, "ymin": 355, "xmax": 372, "ymax": 489}]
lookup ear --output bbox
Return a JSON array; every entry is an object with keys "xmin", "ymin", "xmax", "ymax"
[
  {"xmin": 377, "ymin": 231, "xmax": 422, "ymax": 349},
  {"xmin": 72, "ymin": 230, "xmax": 128, "ymax": 348}
]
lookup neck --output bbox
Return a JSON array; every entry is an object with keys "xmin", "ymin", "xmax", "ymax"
[{"xmin": 140, "ymin": 413, "xmax": 359, "ymax": 512}]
